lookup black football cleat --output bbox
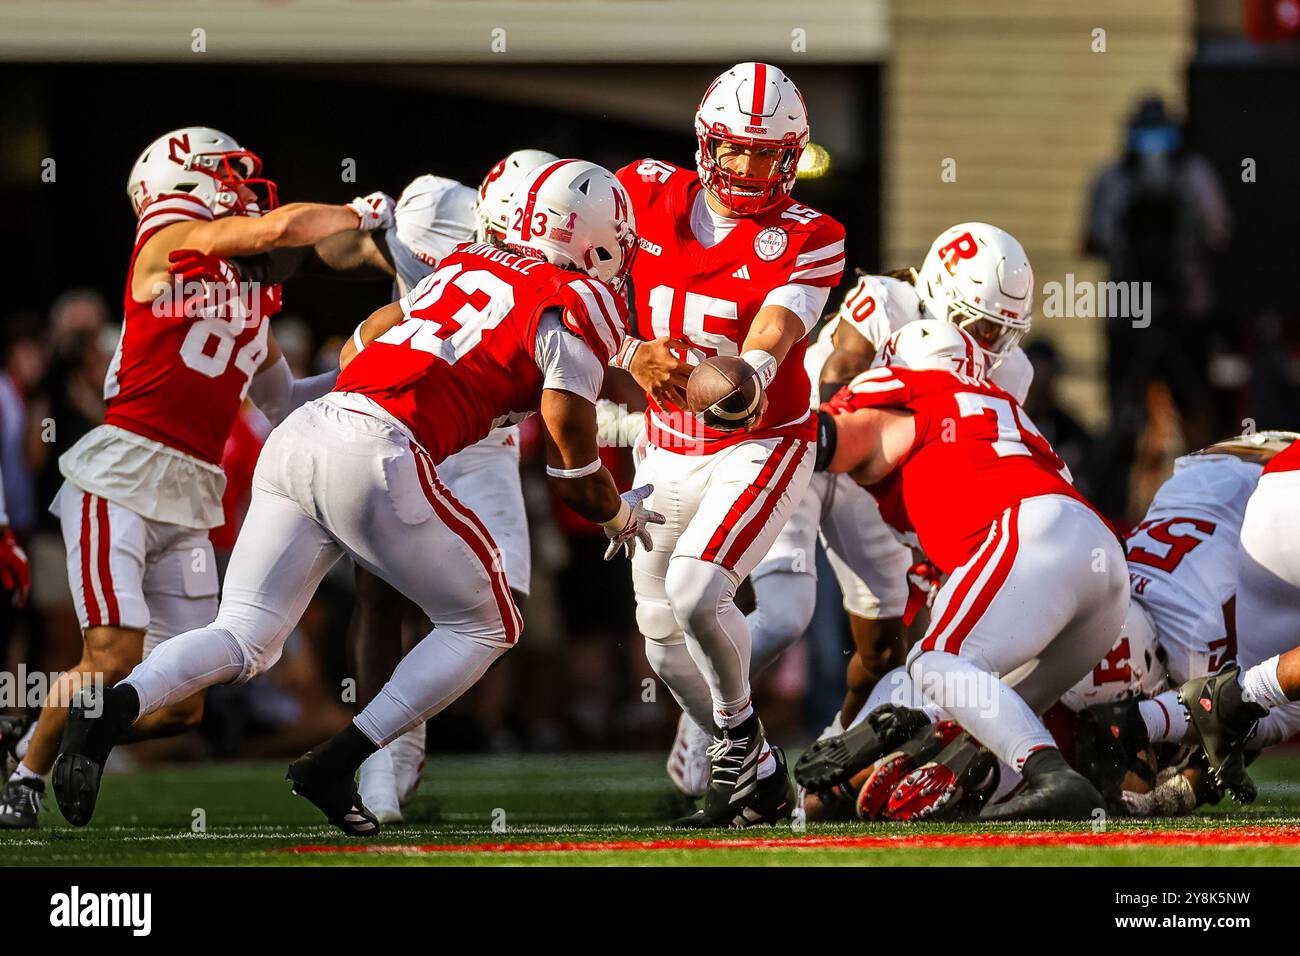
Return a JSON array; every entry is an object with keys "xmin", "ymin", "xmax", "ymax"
[
  {"xmin": 52, "ymin": 686, "xmax": 132, "ymax": 827},
  {"xmin": 1179, "ymin": 667, "xmax": 1266, "ymax": 803},
  {"xmin": 674, "ymin": 716, "xmax": 794, "ymax": 828},
  {"xmin": 0, "ymin": 715, "xmax": 31, "ymax": 780},
  {"xmin": 795, "ymin": 704, "xmax": 931, "ymax": 793},
  {"xmin": 1075, "ymin": 698, "xmax": 1155, "ymax": 809},
  {"xmin": 0, "ymin": 777, "xmax": 43, "ymax": 830},
  {"xmin": 856, "ymin": 719, "xmax": 960, "ymax": 820},
  {"xmin": 884, "ymin": 731, "xmax": 995, "ymax": 822},
  {"xmin": 287, "ymin": 751, "xmax": 380, "ymax": 836},
  {"xmin": 980, "ymin": 748, "xmax": 1105, "ymax": 822}
]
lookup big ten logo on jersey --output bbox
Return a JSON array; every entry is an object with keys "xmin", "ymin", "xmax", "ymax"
[
  {"xmin": 380, "ymin": 261, "xmax": 516, "ymax": 362},
  {"xmin": 938, "ymin": 231, "xmax": 977, "ymax": 274}
]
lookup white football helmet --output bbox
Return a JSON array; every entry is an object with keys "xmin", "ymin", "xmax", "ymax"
[
  {"xmin": 1062, "ymin": 601, "xmax": 1168, "ymax": 710},
  {"xmin": 127, "ymin": 127, "xmax": 275, "ymax": 219},
  {"xmin": 695, "ymin": 62, "xmax": 809, "ymax": 215},
  {"xmin": 503, "ymin": 159, "xmax": 637, "ymax": 290},
  {"xmin": 915, "ymin": 223, "xmax": 1033, "ymax": 370},
  {"xmin": 474, "ymin": 148, "xmax": 560, "ymax": 243},
  {"xmin": 877, "ymin": 319, "xmax": 986, "ymax": 380}
]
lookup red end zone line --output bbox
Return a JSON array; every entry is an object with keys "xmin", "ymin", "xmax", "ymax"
[{"xmin": 283, "ymin": 826, "xmax": 1300, "ymax": 855}]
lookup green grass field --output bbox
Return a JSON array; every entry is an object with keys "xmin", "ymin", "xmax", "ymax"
[{"xmin": 4, "ymin": 752, "xmax": 1300, "ymax": 866}]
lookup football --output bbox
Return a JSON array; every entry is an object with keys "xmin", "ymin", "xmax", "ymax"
[{"xmin": 685, "ymin": 355, "xmax": 763, "ymax": 430}]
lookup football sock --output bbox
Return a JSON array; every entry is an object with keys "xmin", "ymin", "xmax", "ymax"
[
  {"xmin": 665, "ymin": 557, "xmax": 754, "ymax": 722},
  {"xmin": 121, "ymin": 626, "xmax": 245, "ymax": 719},
  {"xmin": 909, "ymin": 650, "xmax": 1054, "ymax": 772},
  {"xmin": 644, "ymin": 640, "xmax": 715, "ymax": 732},
  {"xmin": 1138, "ymin": 690, "xmax": 1188, "ymax": 744},
  {"xmin": 10, "ymin": 761, "xmax": 43, "ymax": 784},
  {"xmin": 1241, "ymin": 656, "xmax": 1289, "ymax": 711},
  {"xmin": 14, "ymin": 722, "xmax": 34, "ymax": 761},
  {"xmin": 353, "ymin": 627, "xmax": 504, "ymax": 747},
  {"xmin": 747, "ymin": 571, "xmax": 816, "ymax": 674}
]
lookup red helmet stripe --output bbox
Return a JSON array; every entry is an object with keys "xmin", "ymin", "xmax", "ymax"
[
  {"xmin": 749, "ymin": 63, "xmax": 768, "ymax": 124},
  {"xmin": 519, "ymin": 159, "xmax": 572, "ymax": 241}
]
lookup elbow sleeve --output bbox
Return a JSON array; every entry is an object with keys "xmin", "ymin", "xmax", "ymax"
[{"xmin": 814, "ymin": 409, "xmax": 838, "ymax": 472}]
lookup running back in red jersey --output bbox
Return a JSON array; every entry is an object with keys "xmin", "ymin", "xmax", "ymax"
[
  {"xmin": 616, "ymin": 159, "xmax": 845, "ymax": 453},
  {"xmin": 105, "ymin": 194, "xmax": 281, "ymax": 464},
  {"xmin": 824, "ymin": 365, "xmax": 1098, "ymax": 574},
  {"xmin": 336, "ymin": 241, "xmax": 628, "ymax": 463}
]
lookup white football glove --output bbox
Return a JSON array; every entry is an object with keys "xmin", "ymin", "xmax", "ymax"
[
  {"xmin": 348, "ymin": 192, "xmax": 396, "ymax": 232},
  {"xmin": 602, "ymin": 484, "xmax": 665, "ymax": 561}
]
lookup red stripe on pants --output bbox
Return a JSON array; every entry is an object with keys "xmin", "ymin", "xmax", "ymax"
[
  {"xmin": 717, "ymin": 441, "xmax": 806, "ymax": 569},
  {"xmin": 700, "ymin": 437, "xmax": 794, "ymax": 567},
  {"xmin": 80, "ymin": 493, "xmax": 101, "ymax": 627},
  {"xmin": 95, "ymin": 496, "xmax": 121, "ymax": 626},
  {"xmin": 411, "ymin": 444, "xmax": 521, "ymax": 645},
  {"xmin": 929, "ymin": 504, "xmax": 1021, "ymax": 655}
]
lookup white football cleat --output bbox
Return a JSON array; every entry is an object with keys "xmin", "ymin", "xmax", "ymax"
[
  {"xmin": 667, "ymin": 713, "xmax": 711, "ymax": 797},
  {"xmin": 389, "ymin": 723, "xmax": 426, "ymax": 805},
  {"xmin": 357, "ymin": 747, "xmax": 402, "ymax": 824}
]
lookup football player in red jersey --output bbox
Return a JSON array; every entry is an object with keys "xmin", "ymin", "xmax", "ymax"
[
  {"xmin": 610, "ymin": 63, "xmax": 845, "ymax": 827},
  {"xmin": 198, "ymin": 149, "xmax": 559, "ymax": 822},
  {"xmin": 799, "ymin": 321, "xmax": 1126, "ymax": 820},
  {"xmin": 0, "ymin": 127, "xmax": 385, "ymax": 830},
  {"xmin": 53, "ymin": 160, "xmax": 663, "ymax": 834}
]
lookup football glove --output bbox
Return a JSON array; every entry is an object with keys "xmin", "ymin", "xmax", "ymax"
[
  {"xmin": 602, "ymin": 484, "xmax": 665, "ymax": 561},
  {"xmin": 348, "ymin": 192, "xmax": 396, "ymax": 231},
  {"xmin": 0, "ymin": 528, "xmax": 29, "ymax": 607}
]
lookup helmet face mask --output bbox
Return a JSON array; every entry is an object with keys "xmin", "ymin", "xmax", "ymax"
[
  {"xmin": 694, "ymin": 62, "xmax": 809, "ymax": 217},
  {"xmin": 190, "ymin": 149, "xmax": 278, "ymax": 216},
  {"xmin": 128, "ymin": 128, "xmax": 277, "ymax": 219},
  {"xmin": 916, "ymin": 222, "xmax": 1034, "ymax": 371}
]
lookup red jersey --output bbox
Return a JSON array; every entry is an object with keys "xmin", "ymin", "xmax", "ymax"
[
  {"xmin": 616, "ymin": 159, "xmax": 845, "ymax": 454},
  {"xmin": 104, "ymin": 194, "xmax": 280, "ymax": 464},
  {"xmin": 336, "ymin": 243, "xmax": 626, "ymax": 463},
  {"xmin": 1264, "ymin": 442, "xmax": 1300, "ymax": 475},
  {"xmin": 824, "ymin": 366, "xmax": 1096, "ymax": 574}
]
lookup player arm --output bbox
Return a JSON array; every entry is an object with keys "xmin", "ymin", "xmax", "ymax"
[
  {"xmin": 339, "ymin": 301, "xmax": 405, "ymax": 369},
  {"xmin": 233, "ymin": 231, "xmax": 393, "ymax": 285},
  {"xmin": 175, "ymin": 202, "xmax": 371, "ymax": 260},
  {"xmin": 539, "ymin": 388, "xmax": 622, "ymax": 524},
  {"xmin": 739, "ymin": 283, "xmax": 831, "ymax": 386},
  {"xmin": 821, "ymin": 322, "xmax": 876, "ymax": 401},
  {"xmin": 820, "ymin": 405, "xmax": 914, "ymax": 484},
  {"xmin": 247, "ymin": 334, "xmax": 340, "ymax": 425}
]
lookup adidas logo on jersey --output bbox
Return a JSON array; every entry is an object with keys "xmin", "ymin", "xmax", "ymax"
[{"xmin": 732, "ymin": 265, "xmax": 751, "ymax": 280}]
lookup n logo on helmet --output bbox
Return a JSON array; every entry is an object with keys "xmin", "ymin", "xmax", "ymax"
[
  {"xmin": 939, "ymin": 232, "xmax": 978, "ymax": 275},
  {"xmin": 167, "ymin": 134, "xmax": 192, "ymax": 166}
]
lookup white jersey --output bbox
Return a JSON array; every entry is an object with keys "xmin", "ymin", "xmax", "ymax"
[
  {"xmin": 385, "ymin": 174, "xmax": 477, "ymax": 296},
  {"xmin": 1126, "ymin": 453, "xmax": 1262, "ymax": 663},
  {"xmin": 816, "ymin": 273, "xmax": 1033, "ymax": 404},
  {"xmin": 385, "ymin": 173, "xmax": 516, "ymax": 447}
]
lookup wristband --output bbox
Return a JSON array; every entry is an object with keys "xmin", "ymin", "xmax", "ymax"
[
  {"xmin": 742, "ymin": 349, "xmax": 778, "ymax": 388},
  {"xmin": 546, "ymin": 459, "xmax": 603, "ymax": 479},
  {"xmin": 612, "ymin": 337, "xmax": 642, "ymax": 371},
  {"xmin": 601, "ymin": 497, "xmax": 632, "ymax": 533}
]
